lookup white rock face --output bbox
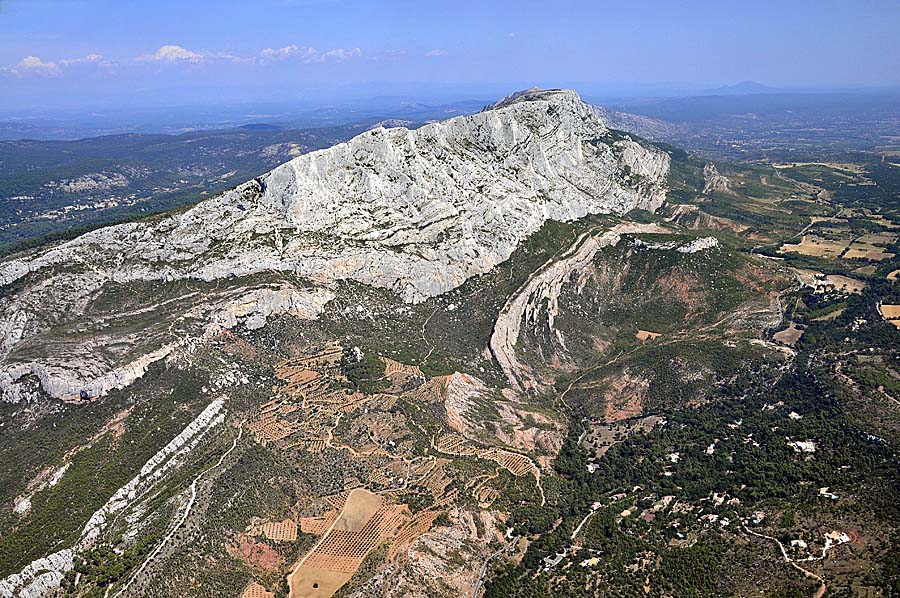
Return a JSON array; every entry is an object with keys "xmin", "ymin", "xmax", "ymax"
[
  {"xmin": 0, "ymin": 88, "xmax": 669, "ymax": 402},
  {"xmin": 703, "ymin": 163, "xmax": 730, "ymax": 194},
  {"xmin": 0, "ymin": 398, "xmax": 227, "ymax": 597},
  {"xmin": 0, "ymin": 550, "xmax": 73, "ymax": 598},
  {"xmin": 490, "ymin": 223, "xmax": 670, "ymax": 391},
  {"xmin": 633, "ymin": 235, "xmax": 720, "ymax": 254},
  {"xmin": 205, "ymin": 285, "xmax": 335, "ymax": 334},
  {"xmin": 0, "ymin": 89, "xmax": 667, "ymax": 300}
]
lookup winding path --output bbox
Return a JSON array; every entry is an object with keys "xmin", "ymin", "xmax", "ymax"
[
  {"xmin": 110, "ymin": 421, "xmax": 245, "ymax": 598},
  {"xmin": 742, "ymin": 525, "xmax": 827, "ymax": 598},
  {"xmin": 471, "ymin": 535, "xmax": 520, "ymax": 598}
]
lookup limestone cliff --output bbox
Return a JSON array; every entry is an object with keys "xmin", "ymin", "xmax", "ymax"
[{"xmin": 0, "ymin": 88, "xmax": 669, "ymax": 402}]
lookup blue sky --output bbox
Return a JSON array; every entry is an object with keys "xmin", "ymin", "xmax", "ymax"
[{"xmin": 0, "ymin": 0, "xmax": 898, "ymax": 109}]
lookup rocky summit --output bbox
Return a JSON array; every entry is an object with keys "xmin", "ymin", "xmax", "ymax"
[{"xmin": 0, "ymin": 89, "xmax": 668, "ymax": 404}]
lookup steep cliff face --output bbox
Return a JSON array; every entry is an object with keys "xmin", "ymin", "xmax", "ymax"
[{"xmin": 0, "ymin": 89, "xmax": 669, "ymax": 402}]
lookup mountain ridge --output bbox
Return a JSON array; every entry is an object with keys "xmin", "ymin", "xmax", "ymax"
[{"xmin": 0, "ymin": 88, "xmax": 670, "ymax": 403}]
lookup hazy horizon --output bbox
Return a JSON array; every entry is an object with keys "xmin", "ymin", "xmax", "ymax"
[{"xmin": 1, "ymin": 0, "xmax": 898, "ymax": 111}]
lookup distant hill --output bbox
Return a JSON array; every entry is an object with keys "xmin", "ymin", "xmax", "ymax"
[
  {"xmin": 706, "ymin": 80, "xmax": 781, "ymax": 95},
  {"xmin": 237, "ymin": 123, "xmax": 283, "ymax": 131}
]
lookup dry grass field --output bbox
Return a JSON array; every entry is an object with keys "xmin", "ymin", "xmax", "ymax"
[
  {"xmin": 880, "ymin": 305, "xmax": 900, "ymax": 319},
  {"xmin": 778, "ymin": 235, "xmax": 852, "ymax": 259},
  {"xmin": 844, "ymin": 243, "xmax": 895, "ymax": 261},
  {"xmin": 813, "ymin": 308, "xmax": 846, "ymax": 321},
  {"xmin": 773, "ymin": 323, "xmax": 804, "ymax": 346},
  {"xmin": 825, "ymin": 275, "xmax": 866, "ymax": 294}
]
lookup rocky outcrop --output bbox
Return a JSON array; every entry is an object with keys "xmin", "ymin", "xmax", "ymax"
[
  {"xmin": 489, "ymin": 223, "xmax": 669, "ymax": 392},
  {"xmin": 665, "ymin": 204, "xmax": 747, "ymax": 233},
  {"xmin": 703, "ymin": 163, "xmax": 730, "ymax": 194},
  {"xmin": 0, "ymin": 398, "xmax": 227, "ymax": 597},
  {"xmin": 205, "ymin": 285, "xmax": 335, "ymax": 334},
  {"xmin": 442, "ymin": 372, "xmax": 564, "ymax": 453},
  {"xmin": 0, "ymin": 88, "xmax": 669, "ymax": 403},
  {"xmin": 1, "ymin": 342, "xmax": 181, "ymax": 403},
  {"xmin": 0, "ymin": 282, "xmax": 333, "ymax": 402},
  {"xmin": 592, "ymin": 105, "xmax": 686, "ymax": 142},
  {"xmin": 0, "ymin": 550, "xmax": 73, "ymax": 598}
]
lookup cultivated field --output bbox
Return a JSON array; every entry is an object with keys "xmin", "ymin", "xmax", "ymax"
[
  {"xmin": 880, "ymin": 305, "xmax": 900, "ymax": 319},
  {"xmin": 288, "ymin": 489, "xmax": 409, "ymax": 598},
  {"xmin": 241, "ymin": 582, "xmax": 275, "ymax": 598}
]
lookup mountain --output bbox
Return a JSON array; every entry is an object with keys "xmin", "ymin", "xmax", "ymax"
[
  {"xmin": 0, "ymin": 123, "xmax": 376, "ymax": 254},
  {"xmin": 0, "ymin": 89, "xmax": 668, "ymax": 405},
  {"xmin": 2, "ymin": 89, "xmax": 898, "ymax": 598},
  {"xmin": 591, "ymin": 105, "xmax": 686, "ymax": 142}
]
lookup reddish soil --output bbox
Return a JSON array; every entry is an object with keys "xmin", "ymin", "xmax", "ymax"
[
  {"xmin": 655, "ymin": 270, "xmax": 705, "ymax": 316},
  {"xmin": 221, "ymin": 330, "xmax": 260, "ymax": 361},
  {"xmin": 602, "ymin": 372, "xmax": 648, "ymax": 422},
  {"xmin": 734, "ymin": 264, "xmax": 785, "ymax": 294},
  {"xmin": 226, "ymin": 534, "xmax": 285, "ymax": 571}
]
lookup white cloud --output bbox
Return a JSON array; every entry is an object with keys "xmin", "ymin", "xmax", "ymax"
[
  {"xmin": 2, "ymin": 53, "xmax": 116, "ymax": 77},
  {"xmin": 321, "ymin": 47, "xmax": 361, "ymax": 61},
  {"xmin": 4, "ymin": 43, "xmax": 366, "ymax": 77},
  {"xmin": 138, "ymin": 44, "xmax": 205, "ymax": 63},
  {"xmin": 135, "ymin": 45, "xmax": 246, "ymax": 65},
  {"xmin": 59, "ymin": 53, "xmax": 113, "ymax": 68},
  {"xmin": 9, "ymin": 55, "xmax": 60, "ymax": 76},
  {"xmin": 425, "ymin": 49, "xmax": 448, "ymax": 57},
  {"xmin": 259, "ymin": 44, "xmax": 318, "ymax": 63},
  {"xmin": 258, "ymin": 45, "xmax": 362, "ymax": 64}
]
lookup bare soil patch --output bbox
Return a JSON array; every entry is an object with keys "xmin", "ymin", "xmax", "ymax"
[
  {"xmin": 600, "ymin": 372, "xmax": 648, "ymax": 422},
  {"xmin": 635, "ymin": 330, "xmax": 662, "ymax": 341},
  {"xmin": 227, "ymin": 534, "xmax": 285, "ymax": 572},
  {"xmin": 289, "ymin": 568, "xmax": 354, "ymax": 598},
  {"xmin": 773, "ymin": 323, "xmax": 804, "ymax": 346}
]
